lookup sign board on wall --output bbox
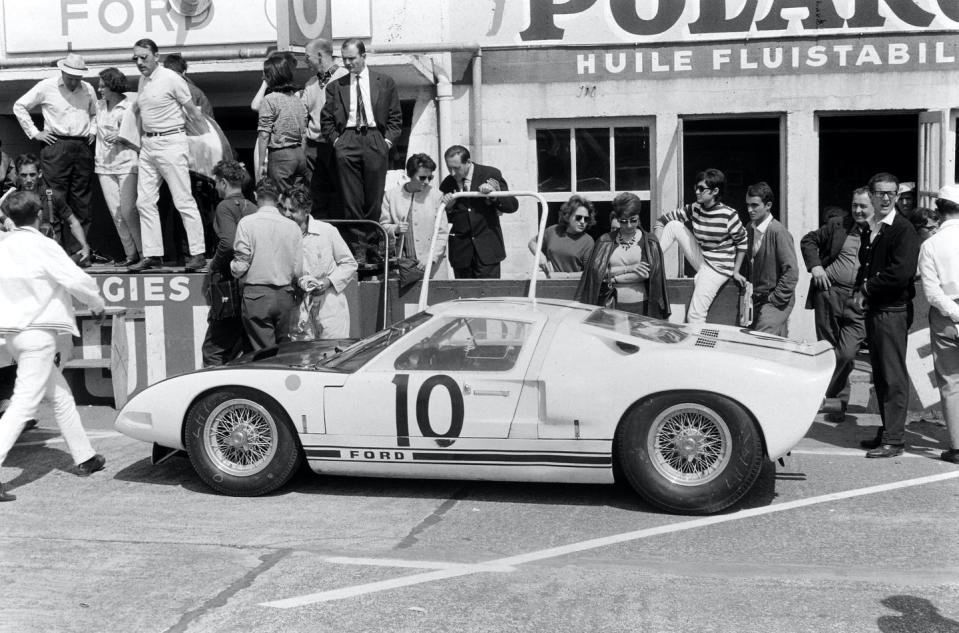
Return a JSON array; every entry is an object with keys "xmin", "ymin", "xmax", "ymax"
[
  {"xmin": 2, "ymin": 0, "xmax": 368, "ymax": 54},
  {"xmin": 3, "ymin": 0, "xmax": 277, "ymax": 53},
  {"xmin": 457, "ymin": 0, "xmax": 959, "ymax": 46},
  {"xmin": 482, "ymin": 32, "xmax": 959, "ymax": 82}
]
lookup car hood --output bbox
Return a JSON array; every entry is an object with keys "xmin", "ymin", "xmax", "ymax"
[{"xmin": 226, "ymin": 339, "xmax": 357, "ymax": 370}]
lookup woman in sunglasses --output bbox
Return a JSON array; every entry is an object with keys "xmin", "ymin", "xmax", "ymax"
[
  {"xmin": 527, "ymin": 194, "xmax": 596, "ymax": 276},
  {"xmin": 380, "ymin": 153, "xmax": 450, "ymax": 278},
  {"xmin": 575, "ymin": 192, "xmax": 670, "ymax": 319}
]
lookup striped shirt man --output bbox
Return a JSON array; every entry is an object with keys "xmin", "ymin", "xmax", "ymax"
[{"xmin": 657, "ymin": 202, "xmax": 747, "ymax": 276}]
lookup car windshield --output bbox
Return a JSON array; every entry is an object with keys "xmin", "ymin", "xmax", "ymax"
[
  {"xmin": 583, "ymin": 309, "xmax": 690, "ymax": 344},
  {"xmin": 322, "ymin": 311, "xmax": 433, "ymax": 372}
]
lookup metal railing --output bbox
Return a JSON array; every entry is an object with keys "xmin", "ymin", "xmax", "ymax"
[
  {"xmin": 419, "ymin": 191, "xmax": 550, "ymax": 311},
  {"xmin": 324, "ymin": 219, "xmax": 391, "ymax": 331}
]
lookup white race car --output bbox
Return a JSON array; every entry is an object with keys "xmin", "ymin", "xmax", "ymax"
[{"xmin": 116, "ymin": 298, "xmax": 834, "ymax": 514}]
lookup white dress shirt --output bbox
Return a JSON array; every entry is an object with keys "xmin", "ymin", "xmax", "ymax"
[
  {"xmin": 0, "ymin": 226, "xmax": 104, "ymax": 336},
  {"xmin": 346, "ymin": 68, "xmax": 376, "ymax": 128},
  {"xmin": 919, "ymin": 218, "xmax": 959, "ymax": 322},
  {"xmin": 13, "ymin": 76, "xmax": 97, "ymax": 139}
]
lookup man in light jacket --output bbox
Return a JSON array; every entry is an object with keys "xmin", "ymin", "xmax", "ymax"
[{"xmin": 0, "ymin": 191, "xmax": 107, "ymax": 502}]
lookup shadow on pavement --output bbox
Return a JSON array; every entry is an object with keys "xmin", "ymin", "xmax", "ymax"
[
  {"xmin": 804, "ymin": 414, "xmax": 950, "ymax": 459},
  {"xmin": 877, "ymin": 594, "xmax": 959, "ymax": 632},
  {"xmin": 4, "ymin": 428, "xmax": 88, "ymax": 491}
]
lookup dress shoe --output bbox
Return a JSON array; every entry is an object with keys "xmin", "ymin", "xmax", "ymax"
[
  {"xmin": 76, "ymin": 454, "xmax": 106, "ymax": 477},
  {"xmin": 824, "ymin": 412, "xmax": 846, "ymax": 423},
  {"xmin": 184, "ymin": 254, "xmax": 207, "ymax": 272},
  {"xmin": 866, "ymin": 444, "xmax": 904, "ymax": 458},
  {"xmin": 859, "ymin": 436, "xmax": 883, "ymax": 450},
  {"xmin": 941, "ymin": 449, "xmax": 959, "ymax": 464},
  {"xmin": 120, "ymin": 255, "xmax": 141, "ymax": 267},
  {"xmin": 128, "ymin": 256, "xmax": 162, "ymax": 273},
  {"xmin": 0, "ymin": 483, "xmax": 15, "ymax": 502},
  {"xmin": 23, "ymin": 419, "xmax": 38, "ymax": 431}
]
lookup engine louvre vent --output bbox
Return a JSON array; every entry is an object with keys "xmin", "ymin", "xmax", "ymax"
[{"xmin": 695, "ymin": 329, "xmax": 720, "ymax": 348}]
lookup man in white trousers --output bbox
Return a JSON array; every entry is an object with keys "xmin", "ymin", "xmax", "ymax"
[{"xmin": 0, "ymin": 191, "xmax": 107, "ymax": 502}]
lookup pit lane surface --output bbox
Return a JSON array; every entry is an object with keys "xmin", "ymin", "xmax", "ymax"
[{"xmin": 2, "ymin": 406, "xmax": 958, "ymax": 633}]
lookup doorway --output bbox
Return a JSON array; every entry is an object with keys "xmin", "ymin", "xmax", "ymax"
[
  {"xmin": 681, "ymin": 117, "xmax": 783, "ymax": 223},
  {"xmin": 818, "ymin": 113, "xmax": 919, "ymax": 223}
]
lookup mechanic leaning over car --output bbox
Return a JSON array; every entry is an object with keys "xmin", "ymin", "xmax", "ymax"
[{"xmin": 0, "ymin": 191, "xmax": 108, "ymax": 502}]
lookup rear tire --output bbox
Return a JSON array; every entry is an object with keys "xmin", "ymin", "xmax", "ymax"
[
  {"xmin": 616, "ymin": 392, "xmax": 763, "ymax": 514},
  {"xmin": 184, "ymin": 388, "xmax": 303, "ymax": 496}
]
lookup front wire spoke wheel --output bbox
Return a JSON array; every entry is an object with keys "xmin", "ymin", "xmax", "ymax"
[{"xmin": 204, "ymin": 399, "xmax": 278, "ymax": 477}]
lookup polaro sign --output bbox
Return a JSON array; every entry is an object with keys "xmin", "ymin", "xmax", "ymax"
[{"xmin": 517, "ymin": 0, "xmax": 959, "ymax": 44}]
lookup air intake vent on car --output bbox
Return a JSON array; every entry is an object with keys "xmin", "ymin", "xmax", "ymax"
[{"xmin": 695, "ymin": 329, "xmax": 719, "ymax": 348}]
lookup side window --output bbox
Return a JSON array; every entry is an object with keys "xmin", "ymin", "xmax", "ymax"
[{"xmin": 395, "ymin": 317, "xmax": 532, "ymax": 372}]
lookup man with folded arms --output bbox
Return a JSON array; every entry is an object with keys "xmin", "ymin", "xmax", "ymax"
[{"xmin": 0, "ymin": 191, "xmax": 107, "ymax": 502}]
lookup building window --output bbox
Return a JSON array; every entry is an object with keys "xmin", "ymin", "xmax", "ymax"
[{"xmin": 532, "ymin": 119, "xmax": 653, "ymax": 234}]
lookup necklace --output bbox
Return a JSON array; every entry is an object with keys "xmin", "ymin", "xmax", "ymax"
[{"xmin": 616, "ymin": 233, "xmax": 637, "ymax": 250}]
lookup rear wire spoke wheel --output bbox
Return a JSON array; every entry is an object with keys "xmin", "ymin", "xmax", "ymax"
[
  {"xmin": 616, "ymin": 392, "xmax": 763, "ymax": 515},
  {"xmin": 648, "ymin": 404, "xmax": 732, "ymax": 486},
  {"xmin": 185, "ymin": 388, "xmax": 303, "ymax": 496}
]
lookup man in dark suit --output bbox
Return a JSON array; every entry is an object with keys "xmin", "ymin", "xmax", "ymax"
[
  {"xmin": 855, "ymin": 172, "xmax": 920, "ymax": 458},
  {"xmin": 320, "ymin": 38, "xmax": 402, "ymax": 264},
  {"xmin": 438, "ymin": 145, "xmax": 518, "ymax": 278}
]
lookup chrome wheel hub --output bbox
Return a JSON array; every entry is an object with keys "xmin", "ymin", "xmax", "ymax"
[
  {"xmin": 203, "ymin": 399, "xmax": 278, "ymax": 477},
  {"xmin": 647, "ymin": 403, "xmax": 732, "ymax": 486}
]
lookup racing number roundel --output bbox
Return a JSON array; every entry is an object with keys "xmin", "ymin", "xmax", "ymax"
[{"xmin": 392, "ymin": 374, "xmax": 464, "ymax": 447}]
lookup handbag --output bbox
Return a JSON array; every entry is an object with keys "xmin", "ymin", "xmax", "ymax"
[
  {"xmin": 738, "ymin": 281, "xmax": 754, "ymax": 327},
  {"xmin": 209, "ymin": 275, "xmax": 241, "ymax": 320},
  {"xmin": 392, "ymin": 192, "xmax": 424, "ymax": 288},
  {"xmin": 598, "ymin": 279, "xmax": 617, "ymax": 310}
]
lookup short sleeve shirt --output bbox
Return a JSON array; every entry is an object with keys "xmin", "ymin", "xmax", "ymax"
[{"xmin": 136, "ymin": 66, "xmax": 191, "ymax": 132}]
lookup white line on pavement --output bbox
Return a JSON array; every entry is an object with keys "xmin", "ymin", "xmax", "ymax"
[
  {"xmin": 261, "ymin": 470, "xmax": 959, "ymax": 608},
  {"xmin": 790, "ymin": 447, "xmax": 933, "ymax": 458},
  {"xmin": 14, "ymin": 430, "xmax": 124, "ymax": 448},
  {"xmin": 324, "ymin": 556, "xmax": 516, "ymax": 572}
]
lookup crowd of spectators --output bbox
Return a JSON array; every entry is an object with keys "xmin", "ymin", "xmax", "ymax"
[{"xmin": 1, "ymin": 37, "xmax": 958, "ymax": 467}]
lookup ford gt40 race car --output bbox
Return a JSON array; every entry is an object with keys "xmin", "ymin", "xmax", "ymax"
[{"xmin": 116, "ymin": 298, "xmax": 834, "ymax": 515}]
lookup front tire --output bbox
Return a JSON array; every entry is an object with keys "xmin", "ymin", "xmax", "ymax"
[
  {"xmin": 616, "ymin": 392, "xmax": 763, "ymax": 515},
  {"xmin": 184, "ymin": 388, "xmax": 303, "ymax": 496}
]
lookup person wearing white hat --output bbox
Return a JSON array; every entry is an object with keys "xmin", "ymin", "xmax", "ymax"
[
  {"xmin": 896, "ymin": 181, "xmax": 916, "ymax": 217},
  {"xmin": 12, "ymin": 53, "xmax": 97, "ymax": 253},
  {"xmin": 917, "ymin": 183, "xmax": 959, "ymax": 464}
]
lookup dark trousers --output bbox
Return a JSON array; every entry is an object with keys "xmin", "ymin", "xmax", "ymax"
[
  {"xmin": 453, "ymin": 261, "xmax": 501, "ymax": 279},
  {"xmin": 306, "ymin": 140, "xmax": 341, "ymax": 220},
  {"xmin": 267, "ymin": 146, "xmax": 310, "ymax": 193},
  {"xmin": 751, "ymin": 302, "xmax": 791, "ymax": 337},
  {"xmin": 41, "ymin": 137, "xmax": 93, "ymax": 249},
  {"xmin": 813, "ymin": 284, "xmax": 854, "ymax": 346},
  {"xmin": 866, "ymin": 308, "xmax": 911, "ymax": 446},
  {"xmin": 241, "ymin": 285, "xmax": 295, "ymax": 351},
  {"xmin": 201, "ymin": 315, "xmax": 247, "ymax": 366},
  {"xmin": 825, "ymin": 294, "xmax": 867, "ymax": 402},
  {"xmin": 334, "ymin": 128, "xmax": 389, "ymax": 258}
]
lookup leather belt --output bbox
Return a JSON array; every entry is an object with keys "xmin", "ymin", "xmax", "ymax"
[{"xmin": 143, "ymin": 127, "xmax": 185, "ymax": 137}]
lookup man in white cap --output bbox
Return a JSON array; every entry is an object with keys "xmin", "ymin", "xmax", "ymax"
[
  {"xmin": 896, "ymin": 181, "xmax": 916, "ymax": 217},
  {"xmin": 13, "ymin": 53, "xmax": 97, "ymax": 252},
  {"xmin": 918, "ymin": 183, "xmax": 959, "ymax": 465}
]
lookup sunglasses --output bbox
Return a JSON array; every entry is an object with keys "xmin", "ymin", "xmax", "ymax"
[
  {"xmin": 695, "ymin": 185, "xmax": 714, "ymax": 192},
  {"xmin": 416, "ymin": 175, "xmax": 433, "ymax": 182},
  {"xmin": 572, "ymin": 215, "xmax": 589, "ymax": 222}
]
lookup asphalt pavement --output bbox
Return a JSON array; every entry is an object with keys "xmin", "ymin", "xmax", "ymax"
[{"xmin": 1, "ymin": 405, "xmax": 958, "ymax": 633}]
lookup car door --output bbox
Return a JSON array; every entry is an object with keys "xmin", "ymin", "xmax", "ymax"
[{"xmin": 324, "ymin": 313, "xmax": 542, "ymax": 444}]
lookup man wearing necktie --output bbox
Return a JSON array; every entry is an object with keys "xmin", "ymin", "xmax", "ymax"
[{"xmin": 321, "ymin": 38, "xmax": 402, "ymax": 264}]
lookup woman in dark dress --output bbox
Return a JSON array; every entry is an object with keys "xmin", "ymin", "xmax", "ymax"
[{"xmin": 575, "ymin": 192, "xmax": 670, "ymax": 319}]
